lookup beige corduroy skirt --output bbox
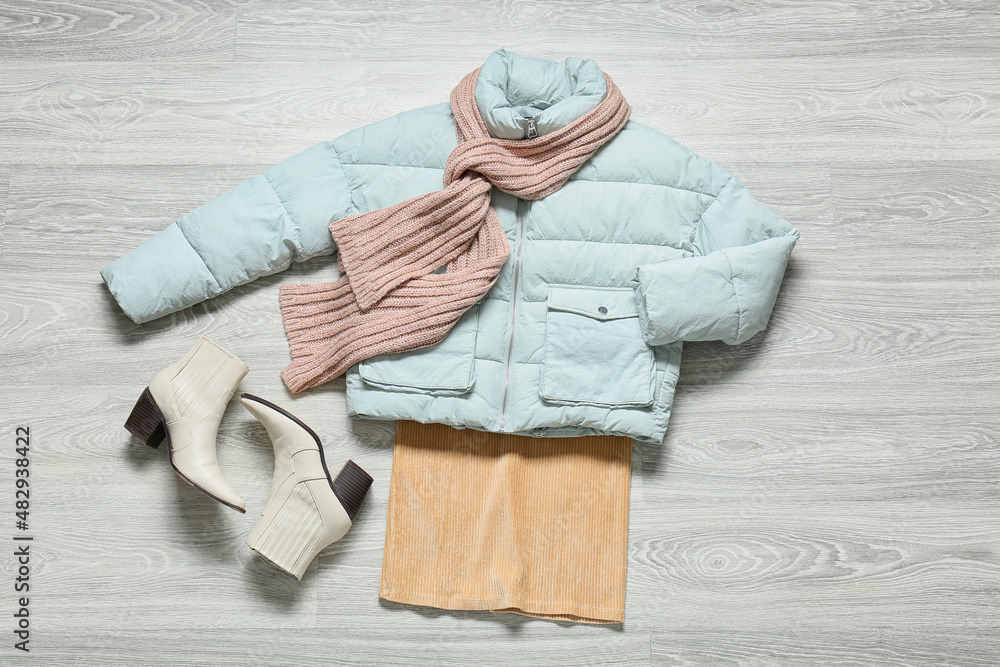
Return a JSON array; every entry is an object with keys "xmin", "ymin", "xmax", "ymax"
[{"xmin": 379, "ymin": 421, "xmax": 632, "ymax": 624}]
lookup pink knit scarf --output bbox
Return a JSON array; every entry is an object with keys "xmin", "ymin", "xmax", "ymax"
[{"xmin": 279, "ymin": 67, "xmax": 631, "ymax": 393}]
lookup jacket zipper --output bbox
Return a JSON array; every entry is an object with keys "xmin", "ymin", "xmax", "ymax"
[
  {"xmin": 525, "ymin": 116, "xmax": 538, "ymax": 139},
  {"xmin": 498, "ymin": 198, "xmax": 527, "ymax": 432}
]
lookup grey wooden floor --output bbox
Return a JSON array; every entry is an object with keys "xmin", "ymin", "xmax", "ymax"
[{"xmin": 1, "ymin": 1, "xmax": 999, "ymax": 665}]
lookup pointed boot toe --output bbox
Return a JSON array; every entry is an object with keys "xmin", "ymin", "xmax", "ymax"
[
  {"xmin": 241, "ymin": 393, "xmax": 373, "ymax": 579},
  {"xmin": 125, "ymin": 336, "xmax": 249, "ymax": 513},
  {"xmin": 170, "ymin": 456, "xmax": 246, "ymax": 513}
]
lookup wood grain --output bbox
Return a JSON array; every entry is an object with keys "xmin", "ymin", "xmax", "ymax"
[
  {"xmin": 833, "ymin": 162, "xmax": 1000, "ymax": 275},
  {"xmin": 234, "ymin": 0, "xmax": 1000, "ymax": 63},
  {"xmin": 0, "ymin": 0, "xmax": 237, "ymax": 61},
  {"xmin": 2, "ymin": 57, "xmax": 999, "ymax": 166},
  {"xmin": 1, "ymin": 0, "xmax": 999, "ymax": 664},
  {"xmin": 30, "ymin": 629, "xmax": 651, "ymax": 666},
  {"xmin": 651, "ymin": 629, "xmax": 1000, "ymax": 666},
  {"xmin": 620, "ymin": 58, "xmax": 1000, "ymax": 164},
  {"xmin": 0, "ymin": 163, "xmax": 8, "ymax": 264},
  {"xmin": 643, "ymin": 383, "xmax": 1000, "ymax": 501},
  {"xmin": 0, "ymin": 62, "xmax": 456, "ymax": 165}
]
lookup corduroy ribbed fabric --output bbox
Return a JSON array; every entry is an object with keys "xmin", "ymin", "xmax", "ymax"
[
  {"xmin": 278, "ymin": 68, "xmax": 631, "ymax": 393},
  {"xmin": 379, "ymin": 421, "xmax": 632, "ymax": 624}
]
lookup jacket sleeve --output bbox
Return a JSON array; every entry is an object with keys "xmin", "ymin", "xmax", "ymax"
[
  {"xmin": 100, "ymin": 142, "xmax": 355, "ymax": 323},
  {"xmin": 632, "ymin": 175, "xmax": 799, "ymax": 346}
]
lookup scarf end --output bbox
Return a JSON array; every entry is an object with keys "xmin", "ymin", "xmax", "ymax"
[{"xmin": 278, "ymin": 280, "xmax": 358, "ymax": 392}]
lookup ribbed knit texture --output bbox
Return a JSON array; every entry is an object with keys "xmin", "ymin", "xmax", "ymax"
[
  {"xmin": 279, "ymin": 68, "xmax": 631, "ymax": 393},
  {"xmin": 380, "ymin": 421, "xmax": 632, "ymax": 624}
]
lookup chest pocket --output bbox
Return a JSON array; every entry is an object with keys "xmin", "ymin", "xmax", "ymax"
[
  {"xmin": 539, "ymin": 285, "xmax": 655, "ymax": 408},
  {"xmin": 359, "ymin": 303, "xmax": 480, "ymax": 395}
]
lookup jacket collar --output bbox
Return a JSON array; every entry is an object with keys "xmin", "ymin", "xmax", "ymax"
[{"xmin": 474, "ymin": 49, "xmax": 608, "ymax": 140}]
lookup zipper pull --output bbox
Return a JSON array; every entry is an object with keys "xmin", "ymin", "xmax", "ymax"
[{"xmin": 525, "ymin": 116, "xmax": 537, "ymax": 139}]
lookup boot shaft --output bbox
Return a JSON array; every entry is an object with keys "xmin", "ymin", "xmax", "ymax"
[
  {"xmin": 150, "ymin": 336, "xmax": 249, "ymax": 423},
  {"xmin": 242, "ymin": 393, "xmax": 373, "ymax": 579}
]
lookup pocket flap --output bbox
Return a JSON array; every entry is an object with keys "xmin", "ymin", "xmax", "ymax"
[
  {"xmin": 358, "ymin": 303, "xmax": 479, "ymax": 395},
  {"xmin": 547, "ymin": 285, "xmax": 639, "ymax": 321}
]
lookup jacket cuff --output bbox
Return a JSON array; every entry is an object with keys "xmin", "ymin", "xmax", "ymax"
[
  {"xmin": 101, "ymin": 222, "xmax": 220, "ymax": 324},
  {"xmin": 631, "ymin": 253, "xmax": 741, "ymax": 346}
]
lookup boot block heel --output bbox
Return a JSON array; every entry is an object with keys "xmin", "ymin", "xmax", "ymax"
[
  {"xmin": 125, "ymin": 387, "xmax": 166, "ymax": 448},
  {"xmin": 332, "ymin": 460, "xmax": 373, "ymax": 522}
]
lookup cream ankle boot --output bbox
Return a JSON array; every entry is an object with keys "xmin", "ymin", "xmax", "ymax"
[
  {"xmin": 125, "ymin": 336, "xmax": 249, "ymax": 513},
  {"xmin": 241, "ymin": 393, "xmax": 373, "ymax": 579}
]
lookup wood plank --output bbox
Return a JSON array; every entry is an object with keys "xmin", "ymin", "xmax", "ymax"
[
  {"xmin": 833, "ymin": 161, "xmax": 1000, "ymax": 276},
  {"xmin": 0, "ymin": 0, "xmax": 237, "ymax": 61},
  {"xmin": 0, "ymin": 163, "xmax": 8, "ymax": 263},
  {"xmin": 651, "ymin": 629, "xmax": 999, "ymax": 666},
  {"xmin": 235, "ymin": 0, "xmax": 1000, "ymax": 63},
  {"xmin": 0, "ymin": 267, "xmax": 328, "ymax": 383},
  {"xmin": 629, "ymin": 509, "xmax": 1000, "ymax": 629},
  {"xmin": 2, "ymin": 57, "xmax": 999, "ymax": 165},
  {"xmin": 31, "ymin": 629, "xmax": 652, "ymax": 666},
  {"xmin": 621, "ymin": 58, "xmax": 1000, "ymax": 164},
  {"xmin": 677, "ymin": 276, "xmax": 1000, "ymax": 386},
  {"xmin": 642, "ymin": 382, "xmax": 1000, "ymax": 504},
  {"xmin": 2, "ymin": 163, "xmax": 273, "ymax": 273},
  {"xmin": 723, "ymin": 161, "xmax": 834, "ymax": 265},
  {"xmin": 0, "ymin": 62, "xmax": 449, "ymax": 166}
]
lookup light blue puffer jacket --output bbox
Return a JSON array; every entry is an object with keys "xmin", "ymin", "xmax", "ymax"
[{"xmin": 102, "ymin": 49, "xmax": 799, "ymax": 444}]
